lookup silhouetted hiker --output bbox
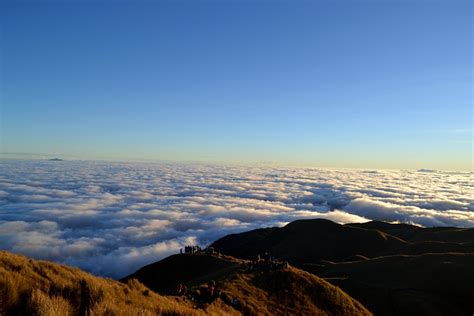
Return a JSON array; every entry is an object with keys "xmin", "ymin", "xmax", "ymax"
[
  {"xmin": 190, "ymin": 288, "xmax": 201, "ymax": 302},
  {"xmin": 176, "ymin": 283, "xmax": 186, "ymax": 295},
  {"xmin": 206, "ymin": 246, "xmax": 215, "ymax": 255},
  {"xmin": 184, "ymin": 245, "xmax": 201, "ymax": 254},
  {"xmin": 256, "ymin": 254, "xmax": 261, "ymax": 262},
  {"xmin": 208, "ymin": 280, "xmax": 215, "ymax": 297},
  {"xmin": 178, "ymin": 284, "xmax": 187, "ymax": 296}
]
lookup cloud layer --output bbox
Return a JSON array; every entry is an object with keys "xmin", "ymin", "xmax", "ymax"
[{"xmin": 0, "ymin": 160, "xmax": 472, "ymax": 278}]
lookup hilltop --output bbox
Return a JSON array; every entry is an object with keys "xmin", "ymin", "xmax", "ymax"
[
  {"xmin": 210, "ymin": 219, "xmax": 474, "ymax": 315},
  {"xmin": 211, "ymin": 219, "xmax": 406, "ymax": 264},
  {"xmin": 122, "ymin": 253, "xmax": 242, "ymax": 294},
  {"xmin": 123, "ymin": 252, "xmax": 371, "ymax": 316}
]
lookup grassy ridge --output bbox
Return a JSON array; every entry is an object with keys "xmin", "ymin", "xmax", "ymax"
[
  {"xmin": 124, "ymin": 253, "xmax": 372, "ymax": 316},
  {"xmin": 0, "ymin": 250, "xmax": 202, "ymax": 316},
  {"xmin": 220, "ymin": 266, "xmax": 371, "ymax": 316},
  {"xmin": 0, "ymin": 249, "xmax": 372, "ymax": 315},
  {"xmin": 210, "ymin": 219, "xmax": 474, "ymax": 315}
]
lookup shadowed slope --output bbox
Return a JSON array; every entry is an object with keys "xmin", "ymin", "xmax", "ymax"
[
  {"xmin": 347, "ymin": 221, "xmax": 474, "ymax": 243},
  {"xmin": 209, "ymin": 218, "xmax": 474, "ymax": 315},
  {"xmin": 121, "ymin": 254, "xmax": 241, "ymax": 294},
  {"xmin": 211, "ymin": 219, "xmax": 406, "ymax": 264},
  {"xmin": 212, "ymin": 219, "xmax": 474, "ymax": 261},
  {"xmin": 346, "ymin": 221, "xmax": 424, "ymax": 240},
  {"xmin": 306, "ymin": 253, "xmax": 474, "ymax": 316}
]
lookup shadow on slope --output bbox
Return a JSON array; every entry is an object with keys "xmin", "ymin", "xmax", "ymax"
[
  {"xmin": 121, "ymin": 254, "xmax": 242, "ymax": 294},
  {"xmin": 306, "ymin": 253, "xmax": 474, "ymax": 316},
  {"xmin": 211, "ymin": 219, "xmax": 406, "ymax": 264},
  {"xmin": 210, "ymin": 218, "xmax": 474, "ymax": 315},
  {"xmin": 348, "ymin": 221, "xmax": 474, "ymax": 243}
]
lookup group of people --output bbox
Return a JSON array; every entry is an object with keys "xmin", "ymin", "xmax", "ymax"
[
  {"xmin": 176, "ymin": 279, "xmax": 238, "ymax": 307},
  {"xmin": 248, "ymin": 252, "xmax": 290, "ymax": 271},
  {"xmin": 175, "ymin": 280, "xmax": 217, "ymax": 302},
  {"xmin": 181, "ymin": 245, "xmax": 202, "ymax": 254},
  {"xmin": 180, "ymin": 245, "xmax": 221, "ymax": 256},
  {"xmin": 172, "ymin": 248, "xmax": 288, "ymax": 312}
]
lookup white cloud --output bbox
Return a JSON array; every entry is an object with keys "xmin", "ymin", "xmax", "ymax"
[
  {"xmin": 344, "ymin": 197, "xmax": 474, "ymax": 227},
  {"xmin": 0, "ymin": 160, "xmax": 472, "ymax": 278}
]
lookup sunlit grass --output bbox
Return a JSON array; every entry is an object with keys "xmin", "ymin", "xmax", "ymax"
[{"xmin": 0, "ymin": 250, "xmax": 202, "ymax": 316}]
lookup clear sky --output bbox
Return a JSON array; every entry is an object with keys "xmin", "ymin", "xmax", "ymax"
[{"xmin": 1, "ymin": 0, "xmax": 472, "ymax": 170}]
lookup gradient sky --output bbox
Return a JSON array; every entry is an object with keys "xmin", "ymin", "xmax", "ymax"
[{"xmin": 0, "ymin": 0, "xmax": 472, "ymax": 170}]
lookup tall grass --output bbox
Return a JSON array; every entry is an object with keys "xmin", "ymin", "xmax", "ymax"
[
  {"xmin": 0, "ymin": 250, "xmax": 372, "ymax": 316},
  {"xmin": 29, "ymin": 289, "xmax": 72, "ymax": 316},
  {"xmin": 0, "ymin": 250, "xmax": 203, "ymax": 316}
]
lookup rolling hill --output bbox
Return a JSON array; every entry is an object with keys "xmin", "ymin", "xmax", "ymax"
[
  {"xmin": 305, "ymin": 252, "xmax": 474, "ymax": 316},
  {"xmin": 211, "ymin": 219, "xmax": 407, "ymax": 263},
  {"xmin": 1, "ymin": 249, "xmax": 371, "ymax": 315},
  {"xmin": 123, "ymin": 252, "xmax": 372, "ymax": 316},
  {"xmin": 210, "ymin": 219, "xmax": 474, "ymax": 315}
]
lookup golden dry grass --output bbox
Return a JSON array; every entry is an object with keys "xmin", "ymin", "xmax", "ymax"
[
  {"xmin": 0, "ymin": 250, "xmax": 204, "ymax": 316},
  {"xmin": 217, "ymin": 266, "xmax": 372, "ymax": 316},
  {"xmin": 0, "ymin": 250, "xmax": 373, "ymax": 316},
  {"xmin": 123, "ymin": 252, "xmax": 372, "ymax": 315}
]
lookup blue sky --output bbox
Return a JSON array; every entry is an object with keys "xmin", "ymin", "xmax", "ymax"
[{"xmin": 1, "ymin": 0, "xmax": 472, "ymax": 170}]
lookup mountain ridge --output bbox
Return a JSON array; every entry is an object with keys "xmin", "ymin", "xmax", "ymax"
[{"xmin": 209, "ymin": 218, "xmax": 474, "ymax": 315}]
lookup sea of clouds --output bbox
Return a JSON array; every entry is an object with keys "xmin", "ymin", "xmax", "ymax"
[{"xmin": 0, "ymin": 160, "xmax": 472, "ymax": 278}]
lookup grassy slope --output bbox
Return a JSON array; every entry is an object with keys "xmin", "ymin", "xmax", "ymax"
[
  {"xmin": 0, "ymin": 250, "xmax": 203, "ymax": 316},
  {"xmin": 0, "ymin": 250, "xmax": 372, "ymax": 316},
  {"xmin": 220, "ymin": 267, "xmax": 371, "ymax": 316},
  {"xmin": 124, "ymin": 253, "xmax": 372, "ymax": 316}
]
